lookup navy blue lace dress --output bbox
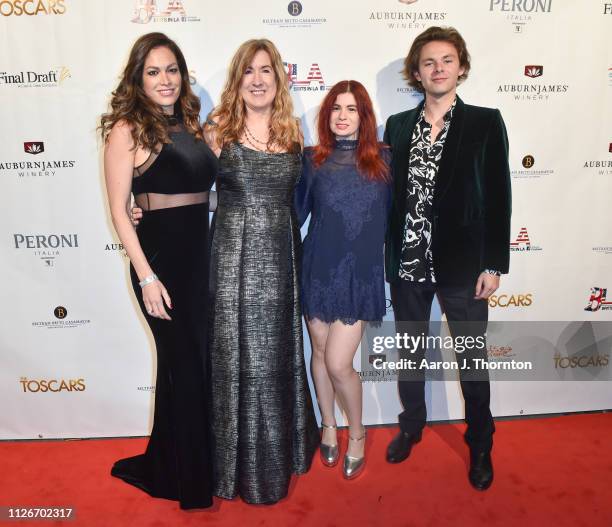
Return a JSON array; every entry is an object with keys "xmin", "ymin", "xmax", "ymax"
[{"xmin": 294, "ymin": 140, "xmax": 391, "ymax": 325}]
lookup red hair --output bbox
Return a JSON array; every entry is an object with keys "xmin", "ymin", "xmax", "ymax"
[{"xmin": 312, "ymin": 80, "xmax": 389, "ymax": 182}]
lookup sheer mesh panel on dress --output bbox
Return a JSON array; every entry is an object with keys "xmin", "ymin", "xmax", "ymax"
[{"xmin": 132, "ymin": 145, "xmax": 208, "ymax": 211}]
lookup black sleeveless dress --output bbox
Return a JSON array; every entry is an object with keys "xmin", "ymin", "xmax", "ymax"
[{"xmin": 110, "ymin": 116, "xmax": 217, "ymax": 510}]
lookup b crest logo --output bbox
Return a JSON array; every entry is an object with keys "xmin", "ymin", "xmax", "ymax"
[
  {"xmin": 522, "ymin": 155, "xmax": 535, "ymax": 168},
  {"xmin": 288, "ymin": 1, "xmax": 302, "ymax": 16}
]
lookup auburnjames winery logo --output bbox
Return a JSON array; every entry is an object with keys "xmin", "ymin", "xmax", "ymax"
[
  {"xmin": 498, "ymin": 65, "xmax": 568, "ymax": 101},
  {"xmin": 262, "ymin": 1, "xmax": 326, "ymax": 29},
  {"xmin": 584, "ymin": 287, "xmax": 612, "ymax": 312},
  {"xmin": 31, "ymin": 305, "xmax": 91, "ymax": 329},
  {"xmin": 0, "ymin": 67, "xmax": 70, "ymax": 88},
  {"xmin": 131, "ymin": 0, "xmax": 200, "ymax": 23},
  {"xmin": 369, "ymin": 1, "xmax": 447, "ymax": 30},
  {"xmin": 510, "ymin": 227, "xmax": 542, "ymax": 252},
  {"xmin": 0, "ymin": 141, "xmax": 76, "ymax": 179},
  {"xmin": 24, "ymin": 142, "xmax": 44, "ymax": 155},
  {"xmin": 14, "ymin": 233, "xmax": 79, "ymax": 267},
  {"xmin": 285, "ymin": 62, "xmax": 331, "ymax": 92},
  {"xmin": 488, "ymin": 293, "xmax": 533, "ymax": 308},
  {"xmin": 0, "ymin": 0, "xmax": 66, "ymax": 16},
  {"xmin": 488, "ymin": 0, "xmax": 552, "ymax": 34},
  {"xmin": 524, "ymin": 65, "xmax": 542, "ymax": 78},
  {"xmin": 511, "ymin": 154, "xmax": 554, "ymax": 179},
  {"xmin": 582, "ymin": 144, "xmax": 612, "ymax": 176},
  {"xmin": 19, "ymin": 377, "xmax": 86, "ymax": 393}
]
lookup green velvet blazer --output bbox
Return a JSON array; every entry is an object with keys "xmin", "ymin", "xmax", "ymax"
[{"xmin": 383, "ymin": 96, "xmax": 512, "ymax": 286}]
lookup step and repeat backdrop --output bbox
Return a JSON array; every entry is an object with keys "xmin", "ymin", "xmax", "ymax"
[{"xmin": 0, "ymin": 0, "xmax": 611, "ymax": 439}]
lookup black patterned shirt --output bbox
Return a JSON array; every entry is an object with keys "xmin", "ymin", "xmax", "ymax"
[{"xmin": 399, "ymin": 100, "xmax": 456, "ymax": 283}]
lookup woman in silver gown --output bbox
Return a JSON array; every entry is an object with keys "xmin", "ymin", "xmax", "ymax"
[{"xmin": 205, "ymin": 39, "xmax": 319, "ymax": 505}]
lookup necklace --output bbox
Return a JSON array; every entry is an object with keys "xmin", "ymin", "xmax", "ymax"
[{"xmin": 244, "ymin": 123, "xmax": 271, "ymax": 152}]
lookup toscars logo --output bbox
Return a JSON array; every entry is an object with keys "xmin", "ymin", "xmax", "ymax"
[
  {"xmin": 0, "ymin": 67, "xmax": 71, "ymax": 88},
  {"xmin": 584, "ymin": 288, "xmax": 612, "ymax": 312},
  {"xmin": 285, "ymin": 62, "xmax": 332, "ymax": 92},
  {"xmin": 262, "ymin": 1, "xmax": 326, "ymax": 29},
  {"xmin": 497, "ymin": 65, "xmax": 568, "ymax": 101},
  {"xmin": 0, "ymin": 0, "xmax": 66, "ymax": 16},
  {"xmin": 131, "ymin": 0, "xmax": 200, "ymax": 24},
  {"xmin": 13, "ymin": 233, "xmax": 79, "ymax": 267},
  {"xmin": 20, "ymin": 377, "xmax": 86, "ymax": 393},
  {"xmin": 510, "ymin": 227, "xmax": 542, "ymax": 252},
  {"xmin": 488, "ymin": 293, "xmax": 533, "ymax": 308},
  {"xmin": 369, "ymin": 0, "xmax": 446, "ymax": 30},
  {"xmin": 553, "ymin": 353, "xmax": 609, "ymax": 369},
  {"xmin": 0, "ymin": 141, "xmax": 76, "ymax": 179},
  {"xmin": 488, "ymin": 0, "xmax": 552, "ymax": 34}
]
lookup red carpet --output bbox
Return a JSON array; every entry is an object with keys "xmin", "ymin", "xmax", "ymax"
[{"xmin": 1, "ymin": 413, "xmax": 611, "ymax": 526}]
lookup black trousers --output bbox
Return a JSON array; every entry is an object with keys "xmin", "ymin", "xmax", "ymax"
[{"xmin": 390, "ymin": 280, "xmax": 495, "ymax": 452}]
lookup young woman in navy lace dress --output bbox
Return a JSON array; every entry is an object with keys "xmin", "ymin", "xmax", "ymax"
[{"xmin": 294, "ymin": 80, "xmax": 391, "ymax": 479}]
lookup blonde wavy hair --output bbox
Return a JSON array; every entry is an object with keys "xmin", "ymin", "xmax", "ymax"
[
  {"xmin": 100, "ymin": 32, "xmax": 203, "ymax": 150},
  {"xmin": 208, "ymin": 39, "xmax": 300, "ymax": 153}
]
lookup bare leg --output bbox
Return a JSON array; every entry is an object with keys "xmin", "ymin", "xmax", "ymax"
[
  {"xmin": 306, "ymin": 318, "xmax": 336, "ymax": 446},
  {"xmin": 325, "ymin": 320, "xmax": 365, "ymax": 457}
]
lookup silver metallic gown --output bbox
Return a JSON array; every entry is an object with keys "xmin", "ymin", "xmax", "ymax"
[{"xmin": 209, "ymin": 141, "xmax": 319, "ymax": 504}]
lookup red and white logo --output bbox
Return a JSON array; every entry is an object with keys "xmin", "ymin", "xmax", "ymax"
[
  {"xmin": 585, "ymin": 287, "xmax": 612, "ymax": 312},
  {"xmin": 510, "ymin": 227, "xmax": 542, "ymax": 252},
  {"xmin": 285, "ymin": 63, "xmax": 330, "ymax": 91},
  {"xmin": 24, "ymin": 142, "xmax": 44, "ymax": 155},
  {"xmin": 524, "ymin": 65, "xmax": 543, "ymax": 78}
]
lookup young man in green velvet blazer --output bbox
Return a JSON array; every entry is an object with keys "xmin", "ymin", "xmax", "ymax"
[{"xmin": 383, "ymin": 26, "xmax": 511, "ymax": 491}]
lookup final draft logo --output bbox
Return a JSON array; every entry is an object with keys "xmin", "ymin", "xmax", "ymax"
[
  {"xmin": 605, "ymin": 3, "xmax": 612, "ymax": 15},
  {"xmin": 497, "ymin": 65, "xmax": 568, "ymax": 101},
  {"xmin": 488, "ymin": 0, "xmax": 552, "ymax": 34},
  {"xmin": 13, "ymin": 233, "xmax": 79, "ymax": 267},
  {"xmin": 488, "ymin": 293, "xmax": 533, "ymax": 308},
  {"xmin": 0, "ymin": 141, "xmax": 76, "ymax": 179},
  {"xmin": 0, "ymin": 67, "xmax": 70, "ymax": 88},
  {"xmin": 262, "ymin": 1, "xmax": 326, "ymax": 29},
  {"xmin": 0, "ymin": 0, "xmax": 66, "ymax": 16},
  {"xmin": 510, "ymin": 227, "xmax": 542, "ymax": 252},
  {"xmin": 369, "ymin": 0, "xmax": 447, "ymax": 30},
  {"xmin": 31, "ymin": 305, "xmax": 91, "ymax": 329},
  {"xmin": 511, "ymin": 154, "xmax": 554, "ymax": 179},
  {"xmin": 285, "ymin": 62, "xmax": 331, "ymax": 92},
  {"xmin": 131, "ymin": 0, "xmax": 200, "ymax": 24},
  {"xmin": 584, "ymin": 288, "xmax": 612, "ymax": 312}
]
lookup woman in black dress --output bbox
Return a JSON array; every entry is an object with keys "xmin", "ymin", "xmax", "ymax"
[
  {"xmin": 295, "ymin": 80, "xmax": 391, "ymax": 480},
  {"xmin": 101, "ymin": 32, "xmax": 217, "ymax": 509}
]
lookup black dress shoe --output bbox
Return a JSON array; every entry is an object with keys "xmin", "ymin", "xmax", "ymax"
[
  {"xmin": 469, "ymin": 450, "xmax": 494, "ymax": 491},
  {"xmin": 386, "ymin": 430, "xmax": 422, "ymax": 464}
]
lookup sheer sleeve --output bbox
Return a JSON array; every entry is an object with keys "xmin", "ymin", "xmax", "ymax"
[{"xmin": 294, "ymin": 148, "xmax": 315, "ymax": 227}]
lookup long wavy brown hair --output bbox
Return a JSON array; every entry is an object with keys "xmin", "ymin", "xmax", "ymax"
[
  {"xmin": 100, "ymin": 32, "xmax": 202, "ymax": 149},
  {"xmin": 207, "ymin": 39, "xmax": 300, "ymax": 153},
  {"xmin": 312, "ymin": 80, "xmax": 389, "ymax": 182}
]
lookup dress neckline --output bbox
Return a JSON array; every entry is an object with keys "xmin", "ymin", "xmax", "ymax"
[
  {"xmin": 234, "ymin": 141, "xmax": 296, "ymax": 156},
  {"xmin": 335, "ymin": 140, "xmax": 358, "ymax": 151}
]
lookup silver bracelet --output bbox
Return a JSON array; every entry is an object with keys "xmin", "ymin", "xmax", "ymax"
[{"xmin": 139, "ymin": 273, "xmax": 159, "ymax": 288}]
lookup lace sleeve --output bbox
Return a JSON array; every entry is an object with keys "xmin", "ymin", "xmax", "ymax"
[{"xmin": 294, "ymin": 149, "xmax": 315, "ymax": 227}]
